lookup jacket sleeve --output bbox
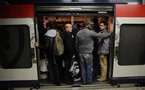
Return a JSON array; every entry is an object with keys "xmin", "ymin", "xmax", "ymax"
[
  {"xmin": 90, "ymin": 31, "xmax": 110, "ymax": 38},
  {"xmin": 39, "ymin": 36, "xmax": 50, "ymax": 49}
]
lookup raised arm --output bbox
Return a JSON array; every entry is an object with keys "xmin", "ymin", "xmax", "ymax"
[{"xmin": 90, "ymin": 30, "xmax": 110, "ymax": 38}]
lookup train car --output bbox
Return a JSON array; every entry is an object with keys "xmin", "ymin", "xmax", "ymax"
[
  {"xmin": 0, "ymin": 0, "xmax": 145, "ymax": 88},
  {"xmin": 110, "ymin": 4, "xmax": 145, "ymax": 85},
  {"xmin": 0, "ymin": 4, "xmax": 39, "ymax": 88}
]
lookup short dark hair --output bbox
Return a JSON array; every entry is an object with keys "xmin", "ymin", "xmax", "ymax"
[
  {"xmin": 84, "ymin": 20, "xmax": 94, "ymax": 26},
  {"xmin": 100, "ymin": 21, "xmax": 107, "ymax": 26},
  {"xmin": 46, "ymin": 21, "xmax": 56, "ymax": 29}
]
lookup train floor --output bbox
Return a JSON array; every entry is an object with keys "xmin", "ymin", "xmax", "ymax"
[{"xmin": 14, "ymin": 82, "xmax": 145, "ymax": 90}]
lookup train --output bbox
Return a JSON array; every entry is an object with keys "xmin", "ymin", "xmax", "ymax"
[{"xmin": 0, "ymin": 0, "xmax": 145, "ymax": 88}]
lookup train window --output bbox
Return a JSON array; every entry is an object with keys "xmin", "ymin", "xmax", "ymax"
[
  {"xmin": 0, "ymin": 25, "xmax": 32, "ymax": 69},
  {"xmin": 126, "ymin": 0, "xmax": 142, "ymax": 4},
  {"xmin": 118, "ymin": 24, "xmax": 145, "ymax": 65}
]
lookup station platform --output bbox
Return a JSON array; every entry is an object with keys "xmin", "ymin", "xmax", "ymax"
[{"xmin": 14, "ymin": 82, "xmax": 145, "ymax": 90}]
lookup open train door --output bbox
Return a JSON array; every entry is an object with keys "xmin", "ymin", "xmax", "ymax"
[
  {"xmin": 111, "ymin": 4, "xmax": 145, "ymax": 85},
  {"xmin": 0, "ymin": 4, "xmax": 39, "ymax": 88}
]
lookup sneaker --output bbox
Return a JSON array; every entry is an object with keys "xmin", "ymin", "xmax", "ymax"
[{"xmin": 97, "ymin": 78, "xmax": 106, "ymax": 82}]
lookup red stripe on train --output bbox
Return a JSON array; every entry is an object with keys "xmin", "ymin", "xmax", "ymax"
[
  {"xmin": 116, "ymin": 4, "xmax": 145, "ymax": 17},
  {"xmin": 0, "ymin": 4, "xmax": 34, "ymax": 18}
]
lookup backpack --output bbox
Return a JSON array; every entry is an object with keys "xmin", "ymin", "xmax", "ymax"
[{"xmin": 54, "ymin": 32, "xmax": 64, "ymax": 55}]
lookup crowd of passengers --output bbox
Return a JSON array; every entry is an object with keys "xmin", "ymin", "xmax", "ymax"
[{"xmin": 36, "ymin": 17, "xmax": 111, "ymax": 86}]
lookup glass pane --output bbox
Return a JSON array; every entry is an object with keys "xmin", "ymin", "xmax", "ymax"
[
  {"xmin": 126, "ymin": 0, "xmax": 141, "ymax": 4},
  {"xmin": 118, "ymin": 24, "xmax": 145, "ymax": 65},
  {"xmin": 0, "ymin": 25, "xmax": 32, "ymax": 69}
]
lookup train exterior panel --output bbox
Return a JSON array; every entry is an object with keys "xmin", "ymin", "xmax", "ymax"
[
  {"xmin": 110, "ymin": 4, "xmax": 145, "ymax": 84},
  {"xmin": 0, "ymin": 4, "xmax": 39, "ymax": 87}
]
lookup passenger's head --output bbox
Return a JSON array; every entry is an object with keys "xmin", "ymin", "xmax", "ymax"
[
  {"xmin": 43, "ymin": 16, "xmax": 49, "ymax": 28},
  {"xmin": 46, "ymin": 21, "xmax": 56, "ymax": 29},
  {"xmin": 64, "ymin": 24, "xmax": 72, "ymax": 32},
  {"xmin": 99, "ymin": 21, "xmax": 107, "ymax": 30},
  {"xmin": 43, "ymin": 16, "xmax": 49, "ymax": 22},
  {"xmin": 84, "ymin": 20, "xmax": 94, "ymax": 30}
]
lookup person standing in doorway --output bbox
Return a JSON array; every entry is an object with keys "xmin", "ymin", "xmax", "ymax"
[
  {"xmin": 61, "ymin": 23, "xmax": 76, "ymax": 85},
  {"xmin": 75, "ymin": 20, "xmax": 110, "ymax": 85},
  {"xmin": 36, "ymin": 21, "xmax": 62, "ymax": 86},
  {"xmin": 97, "ymin": 21, "xmax": 110, "ymax": 82}
]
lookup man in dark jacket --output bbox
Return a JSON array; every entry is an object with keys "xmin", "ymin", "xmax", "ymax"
[
  {"xmin": 36, "ymin": 21, "xmax": 62, "ymax": 86},
  {"xmin": 61, "ymin": 23, "xmax": 76, "ymax": 84}
]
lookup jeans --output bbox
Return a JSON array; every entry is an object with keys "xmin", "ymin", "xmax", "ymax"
[{"xmin": 79, "ymin": 53, "xmax": 93, "ymax": 84}]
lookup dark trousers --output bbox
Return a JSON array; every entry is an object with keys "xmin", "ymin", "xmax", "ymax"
[
  {"xmin": 47, "ymin": 57, "xmax": 61, "ymax": 85},
  {"xmin": 64, "ymin": 58, "xmax": 74, "ymax": 84}
]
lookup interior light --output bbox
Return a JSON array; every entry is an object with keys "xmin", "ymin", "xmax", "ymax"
[
  {"xmin": 98, "ymin": 11, "xmax": 107, "ymax": 13},
  {"xmin": 69, "ymin": 8, "xmax": 82, "ymax": 10}
]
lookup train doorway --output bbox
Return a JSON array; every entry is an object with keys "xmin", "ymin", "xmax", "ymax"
[{"xmin": 35, "ymin": 5, "xmax": 114, "ymax": 86}]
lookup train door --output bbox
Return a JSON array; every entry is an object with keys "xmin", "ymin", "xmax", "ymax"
[
  {"xmin": 111, "ymin": 4, "xmax": 145, "ymax": 84},
  {"xmin": 0, "ymin": 4, "xmax": 39, "ymax": 87}
]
